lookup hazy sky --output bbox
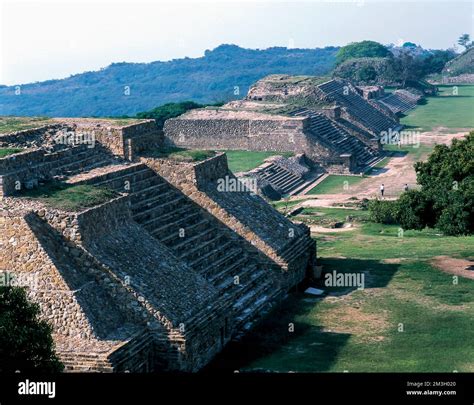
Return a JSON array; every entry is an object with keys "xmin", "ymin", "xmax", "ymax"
[{"xmin": 1, "ymin": 0, "xmax": 473, "ymax": 85}]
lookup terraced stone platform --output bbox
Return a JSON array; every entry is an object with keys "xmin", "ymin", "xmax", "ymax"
[{"xmin": 0, "ymin": 119, "xmax": 315, "ymax": 372}]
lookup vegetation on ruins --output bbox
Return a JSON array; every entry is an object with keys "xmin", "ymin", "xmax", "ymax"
[
  {"xmin": 0, "ymin": 286, "xmax": 63, "ymax": 373},
  {"xmin": 0, "ymin": 117, "xmax": 52, "ymax": 134},
  {"xmin": 225, "ymin": 150, "xmax": 294, "ymax": 173},
  {"xmin": 0, "ymin": 148, "xmax": 23, "ymax": 158},
  {"xmin": 335, "ymin": 41, "xmax": 391, "ymax": 65},
  {"xmin": 144, "ymin": 146, "xmax": 216, "ymax": 162},
  {"xmin": 442, "ymin": 48, "xmax": 474, "ymax": 76},
  {"xmin": 22, "ymin": 183, "xmax": 118, "ymax": 211},
  {"xmin": 135, "ymin": 101, "xmax": 208, "ymax": 130},
  {"xmin": 369, "ymin": 132, "xmax": 474, "ymax": 236}
]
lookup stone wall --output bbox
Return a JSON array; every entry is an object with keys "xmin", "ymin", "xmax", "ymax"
[
  {"xmin": 0, "ymin": 145, "xmax": 100, "ymax": 196},
  {"xmin": 0, "ymin": 124, "xmax": 62, "ymax": 148},
  {"xmin": 164, "ymin": 117, "xmax": 309, "ymax": 154},
  {"xmin": 70, "ymin": 120, "xmax": 163, "ymax": 160}
]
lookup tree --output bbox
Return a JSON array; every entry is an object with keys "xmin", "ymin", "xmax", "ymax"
[
  {"xmin": 412, "ymin": 132, "xmax": 474, "ymax": 235},
  {"xmin": 335, "ymin": 41, "xmax": 391, "ymax": 65},
  {"xmin": 458, "ymin": 34, "xmax": 473, "ymax": 49},
  {"xmin": 421, "ymin": 50, "xmax": 456, "ymax": 75},
  {"xmin": 394, "ymin": 48, "xmax": 424, "ymax": 87},
  {"xmin": 0, "ymin": 286, "xmax": 63, "ymax": 373}
]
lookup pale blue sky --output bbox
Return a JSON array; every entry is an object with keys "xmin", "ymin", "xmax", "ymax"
[{"xmin": 1, "ymin": 0, "xmax": 473, "ymax": 85}]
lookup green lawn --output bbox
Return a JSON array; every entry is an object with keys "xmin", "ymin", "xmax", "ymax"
[
  {"xmin": 209, "ymin": 207, "xmax": 474, "ymax": 372},
  {"xmin": 0, "ymin": 148, "xmax": 23, "ymax": 158},
  {"xmin": 400, "ymin": 84, "xmax": 474, "ymax": 131},
  {"xmin": 224, "ymin": 150, "xmax": 293, "ymax": 173},
  {"xmin": 22, "ymin": 183, "xmax": 117, "ymax": 211},
  {"xmin": 307, "ymin": 175, "xmax": 364, "ymax": 195},
  {"xmin": 383, "ymin": 143, "xmax": 434, "ymax": 162}
]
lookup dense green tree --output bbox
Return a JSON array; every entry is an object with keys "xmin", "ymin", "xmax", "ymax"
[
  {"xmin": 0, "ymin": 286, "xmax": 63, "ymax": 373},
  {"xmin": 335, "ymin": 41, "xmax": 391, "ymax": 65},
  {"xmin": 409, "ymin": 133, "xmax": 473, "ymax": 234}
]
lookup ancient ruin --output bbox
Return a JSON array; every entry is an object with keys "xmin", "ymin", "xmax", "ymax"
[
  {"xmin": 0, "ymin": 119, "xmax": 316, "ymax": 372},
  {"xmin": 164, "ymin": 75, "xmax": 407, "ymax": 181},
  {"xmin": 163, "ymin": 75, "xmax": 421, "ymax": 197}
]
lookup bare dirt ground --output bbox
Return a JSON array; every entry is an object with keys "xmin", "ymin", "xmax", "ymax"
[
  {"xmin": 431, "ymin": 256, "xmax": 474, "ymax": 280},
  {"xmin": 295, "ymin": 130, "xmax": 468, "ymax": 209}
]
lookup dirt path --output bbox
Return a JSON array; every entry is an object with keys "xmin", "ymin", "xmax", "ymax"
[
  {"xmin": 431, "ymin": 256, "xmax": 474, "ymax": 280},
  {"xmin": 293, "ymin": 130, "xmax": 468, "ymax": 208}
]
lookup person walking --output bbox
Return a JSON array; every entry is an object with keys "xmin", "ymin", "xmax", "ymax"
[
  {"xmin": 404, "ymin": 183, "xmax": 409, "ymax": 192},
  {"xmin": 380, "ymin": 183, "xmax": 385, "ymax": 197}
]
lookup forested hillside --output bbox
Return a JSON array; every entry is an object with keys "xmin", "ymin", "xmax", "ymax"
[{"xmin": 0, "ymin": 44, "xmax": 338, "ymax": 117}]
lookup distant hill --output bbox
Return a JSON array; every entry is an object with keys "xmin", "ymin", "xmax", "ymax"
[{"xmin": 0, "ymin": 44, "xmax": 338, "ymax": 117}]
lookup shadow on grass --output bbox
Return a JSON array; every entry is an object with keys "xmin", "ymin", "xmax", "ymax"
[
  {"xmin": 314, "ymin": 257, "xmax": 401, "ymax": 295},
  {"xmin": 203, "ymin": 293, "xmax": 350, "ymax": 373},
  {"xmin": 204, "ymin": 260, "xmax": 399, "ymax": 373}
]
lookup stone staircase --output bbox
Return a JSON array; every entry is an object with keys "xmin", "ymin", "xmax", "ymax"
[
  {"xmin": 256, "ymin": 162, "xmax": 306, "ymax": 195},
  {"xmin": 290, "ymin": 108, "xmax": 379, "ymax": 169},
  {"xmin": 60, "ymin": 352, "xmax": 114, "ymax": 373},
  {"xmin": 68, "ymin": 163, "xmax": 281, "ymax": 336},
  {"xmin": 377, "ymin": 92, "xmax": 418, "ymax": 114},
  {"xmin": 317, "ymin": 80, "xmax": 399, "ymax": 135}
]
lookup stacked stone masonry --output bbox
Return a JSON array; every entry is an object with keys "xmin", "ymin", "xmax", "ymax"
[
  {"xmin": 164, "ymin": 75, "xmax": 404, "ymax": 174},
  {"xmin": 0, "ymin": 118, "xmax": 315, "ymax": 372}
]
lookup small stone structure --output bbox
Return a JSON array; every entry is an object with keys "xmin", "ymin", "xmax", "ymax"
[{"xmin": 0, "ymin": 119, "xmax": 316, "ymax": 372}]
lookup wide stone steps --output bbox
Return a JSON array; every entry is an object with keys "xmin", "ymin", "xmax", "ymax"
[
  {"xmin": 317, "ymin": 80, "xmax": 398, "ymax": 135},
  {"xmin": 257, "ymin": 163, "xmax": 307, "ymax": 195},
  {"xmin": 292, "ymin": 109, "xmax": 378, "ymax": 168},
  {"xmin": 211, "ymin": 256, "xmax": 254, "ymax": 289},
  {"xmin": 50, "ymin": 150, "xmax": 113, "ymax": 179},
  {"xmin": 189, "ymin": 240, "xmax": 237, "ymax": 272},
  {"xmin": 149, "ymin": 207, "xmax": 201, "ymax": 237},
  {"xmin": 132, "ymin": 190, "xmax": 179, "ymax": 222},
  {"xmin": 71, "ymin": 162, "xmax": 285, "ymax": 340},
  {"xmin": 177, "ymin": 233, "xmax": 228, "ymax": 263},
  {"xmin": 66, "ymin": 162, "xmax": 145, "ymax": 187}
]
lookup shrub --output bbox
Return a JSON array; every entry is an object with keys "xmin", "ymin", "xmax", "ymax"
[
  {"xmin": 368, "ymin": 199, "xmax": 399, "ymax": 224},
  {"xmin": 396, "ymin": 190, "xmax": 433, "ymax": 230}
]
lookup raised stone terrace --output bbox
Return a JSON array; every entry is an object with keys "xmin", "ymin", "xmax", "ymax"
[
  {"xmin": 0, "ymin": 119, "xmax": 315, "ymax": 372},
  {"xmin": 164, "ymin": 75, "xmax": 394, "ymax": 174}
]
